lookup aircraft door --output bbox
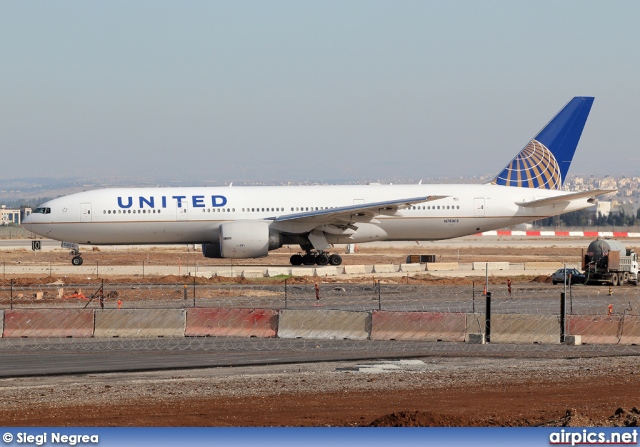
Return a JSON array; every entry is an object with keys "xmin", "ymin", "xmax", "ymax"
[
  {"xmin": 80, "ymin": 203, "xmax": 92, "ymax": 222},
  {"xmin": 473, "ymin": 198, "xmax": 485, "ymax": 217}
]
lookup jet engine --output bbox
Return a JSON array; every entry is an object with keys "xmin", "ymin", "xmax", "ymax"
[{"xmin": 202, "ymin": 221, "xmax": 282, "ymax": 258}]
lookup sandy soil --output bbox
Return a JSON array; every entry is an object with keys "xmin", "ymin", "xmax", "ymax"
[
  {"xmin": 0, "ymin": 356, "xmax": 639, "ymax": 427},
  {"xmin": 0, "ymin": 239, "xmax": 589, "ymax": 266}
]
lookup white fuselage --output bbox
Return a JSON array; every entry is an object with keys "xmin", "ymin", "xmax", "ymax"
[{"xmin": 22, "ymin": 183, "xmax": 591, "ymax": 246}]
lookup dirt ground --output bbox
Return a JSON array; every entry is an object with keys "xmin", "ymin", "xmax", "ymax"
[
  {"xmin": 1, "ymin": 242, "xmax": 639, "ymax": 427},
  {"xmin": 1, "ymin": 240, "xmax": 588, "ymax": 266},
  {"xmin": 1, "ymin": 356, "xmax": 639, "ymax": 427}
]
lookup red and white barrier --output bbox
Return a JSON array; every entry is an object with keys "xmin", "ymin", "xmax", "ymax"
[{"xmin": 476, "ymin": 230, "xmax": 640, "ymax": 238}]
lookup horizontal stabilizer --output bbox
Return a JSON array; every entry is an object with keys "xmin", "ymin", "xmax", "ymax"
[{"xmin": 515, "ymin": 189, "xmax": 616, "ymax": 208}]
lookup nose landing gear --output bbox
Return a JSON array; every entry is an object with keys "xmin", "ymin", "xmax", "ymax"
[{"xmin": 63, "ymin": 242, "xmax": 84, "ymax": 266}]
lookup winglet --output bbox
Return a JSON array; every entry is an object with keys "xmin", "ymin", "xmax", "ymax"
[{"xmin": 492, "ymin": 97, "xmax": 594, "ymax": 190}]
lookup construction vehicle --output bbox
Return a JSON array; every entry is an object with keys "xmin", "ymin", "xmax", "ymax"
[{"xmin": 583, "ymin": 238, "xmax": 639, "ymax": 286}]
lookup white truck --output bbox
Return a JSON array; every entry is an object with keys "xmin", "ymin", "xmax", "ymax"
[{"xmin": 583, "ymin": 238, "xmax": 639, "ymax": 286}]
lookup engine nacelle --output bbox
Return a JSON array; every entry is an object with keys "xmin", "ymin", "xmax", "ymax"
[{"xmin": 202, "ymin": 221, "xmax": 282, "ymax": 259}]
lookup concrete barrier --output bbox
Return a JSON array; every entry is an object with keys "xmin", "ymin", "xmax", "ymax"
[
  {"xmin": 370, "ymin": 311, "xmax": 465, "ymax": 341},
  {"xmin": 343, "ymin": 265, "xmax": 366, "ymax": 275},
  {"xmin": 291, "ymin": 268, "xmax": 315, "ymax": 277},
  {"xmin": 426, "ymin": 262, "xmax": 459, "ymax": 271},
  {"xmin": 266, "ymin": 268, "xmax": 291, "ymax": 277},
  {"xmin": 94, "ymin": 309, "xmax": 185, "ymax": 337},
  {"xmin": 185, "ymin": 308, "xmax": 278, "ymax": 337},
  {"xmin": 373, "ymin": 264, "xmax": 396, "ymax": 273},
  {"xmin": 278, "ymin": 310, "xmax": 370, "ymax": 340},
  {"xmin": 399, "ymin": 263, "xmax": 423, "ymax": 272},
  {"xmin": 215, "ymin": 270, "xmax": 238, "ymax": 277},
  {"xmin": 466, "ymin": 313, "xmax": 486, "ymax": 336},
  {"xmin": 472, "ymin": 262, "xmax": 510, "ymax": 270},
  {"xmin": 565, "ymin": 335, "xmax": 582, "ymax": 346},
  {"xmin": 490, "ymin": 314, "xmax": 560, "ymax": 344},
  {"xmin": 567, "ymin": 315, "xmax": 640, "ymax": 345},
  {"xmin": 3, "ymin": 309, "xmax": 94, "ymax": 338},
  {"xmin": 241, "ymin": 269, "xmax": 264, "ymax": 278},
  {"xmin": 467, "ymin": 333, "xmax": 485, "ymax": 344},
  {"xmin": 524, "ymin": 262, "xmax": 565, "ymax": 270},
  {"xmin": 315, "ymin": 266, "xmax": 338, "ymax": 276}
]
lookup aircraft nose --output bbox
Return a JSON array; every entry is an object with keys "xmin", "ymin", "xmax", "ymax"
[{"xmin": 22, "ymin": 215, "xmax": 33, "ymax": 231}]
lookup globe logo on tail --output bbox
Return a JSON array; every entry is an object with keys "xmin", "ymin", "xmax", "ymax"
[{"xmin": 491, "ymin": 139, "xmax": 562, "ymax": 190}]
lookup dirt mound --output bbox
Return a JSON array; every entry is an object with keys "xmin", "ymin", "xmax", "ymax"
[
  {"xmin": 531, "ymin": 275, "xmax": 552, "ymax": 283},
  {"xmin": 609, "ymin": 407, "xmax": 640, "ymax": 427},
  {"xmin": 368, "ymin": 411, "xmax": 466, "ymax": 427}
]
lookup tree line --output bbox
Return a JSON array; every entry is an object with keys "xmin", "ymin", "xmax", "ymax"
[{"xmin": 535, "ymin": 209, "xmax": 640, "ymax": 228}]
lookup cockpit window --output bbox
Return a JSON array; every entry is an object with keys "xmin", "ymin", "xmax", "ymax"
[{"xmin": 33, "ymin": 207, "xmax": 51, "ymax": 214}]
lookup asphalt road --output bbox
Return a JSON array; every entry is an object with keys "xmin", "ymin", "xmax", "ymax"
[{"xmin": 1, "ymin": 337, "xmax": 639, "ymax": 378}]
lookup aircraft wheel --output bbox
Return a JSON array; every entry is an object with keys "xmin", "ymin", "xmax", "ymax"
[
  {"xmin": 315, "ymin": 254, "xmax": 329, "ymax": 266},
  {"xmin": 328, "ymin": 254, "xmax": 342, "ymax": 266},
  {"xmin": 71, "ymin": 256, "xmax": 83, "ymax": 266},
  {"xmin": 290, "ymin": 254, "xmax": 303, "ymax": 266},
  {"xmin": 302, "ymin": 254, "xmax": 316, "ymax": 265}
]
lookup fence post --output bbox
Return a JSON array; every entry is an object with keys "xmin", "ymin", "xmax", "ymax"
[
  {"xmin": 472, "ymin": 281, "xmax": 475, "ymax": 313},
  {"xmin": 284, "ymin": 278, "xmax": 288, "ymax": 309},
  {"xmin": 193, "ymin": 275, "xmax": 196, "ymax": 307},
  {"xmin": 10, "ymin": 278, "xmax": 13, "ymax": 310},
  {"xmin": 485, "ymin": 291, "xmax": 491, "ymax": 343},
  {"xmin": 560, "ymin": 291, "xmax": 566, "ymax": 343}
]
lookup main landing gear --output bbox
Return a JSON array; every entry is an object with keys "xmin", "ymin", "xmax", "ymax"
[{"xmin": 290, "ymin": 251, "xmax": 342, "ymax": 266}]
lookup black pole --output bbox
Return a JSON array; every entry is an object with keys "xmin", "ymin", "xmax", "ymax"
[
  {"xmin": 284, "ymin": 279, "xmax": 288, "ymax": 309},
  {"xmin": 472, "ymin": 281, "xmax": 475, "ymax": 313},
  {"xmin": 10, "ymin": 278, "xmax": 13, "ymax": 310},
  {"xmin": 96, "ymin": 261, "xmax": 99, "ymax": 279},
  {"xmin": 193, "ymin": 275, "xmax": 196, "ymax": 307},
  {"xmin": 378, "ymin": 280, "xmax": 381, "ymax": 311},
  {"xmin": 485, "ymin": 291, "xmax": 491, "ymax": 343},
  {"xmin": 560, "ymin": 291, "xmax": 566, "ymax": 343}
]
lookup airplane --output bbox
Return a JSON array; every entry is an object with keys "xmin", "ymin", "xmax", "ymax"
[{"xmin": 23, "ymin": 96, "xmax": 614, "ymax": 267}]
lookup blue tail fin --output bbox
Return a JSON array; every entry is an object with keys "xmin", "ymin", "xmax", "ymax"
[{"xmin": 491, "ymin": 96, "xmax": 594, "ymax": 189}]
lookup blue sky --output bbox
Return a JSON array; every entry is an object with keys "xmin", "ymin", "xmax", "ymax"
[{"xmin": 1, "ymin": 1, "xmax": 639, "ymax": 183}]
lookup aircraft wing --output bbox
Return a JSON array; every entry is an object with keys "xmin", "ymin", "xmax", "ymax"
[
  {"xmin": 515, "ymin": 189, "xmax": 616, "ymax": 208},
  {"xmin": 268, "ymin": 195, "xmax": 447, "ymax": 224}
]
